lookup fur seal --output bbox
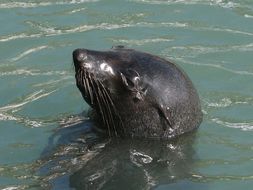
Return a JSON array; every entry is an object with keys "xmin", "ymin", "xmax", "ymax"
[{"xmin": 73, "ymin": 46, "xmax": 202, "ymax": 139}]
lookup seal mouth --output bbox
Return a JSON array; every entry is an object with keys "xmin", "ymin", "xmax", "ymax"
[{"xmin": 73, "ymin": 49, "xmax": 124, "ymax": 137}]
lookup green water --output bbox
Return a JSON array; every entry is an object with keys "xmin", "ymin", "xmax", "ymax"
[{"xmin": 0, "ymin": 0, "xmax": 253, "ymax": 189}]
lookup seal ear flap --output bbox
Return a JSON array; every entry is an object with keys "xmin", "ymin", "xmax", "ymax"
[
  {"xmin": 120, "ymin": 69, "xmax": 140, "ymax": 90},
  {"xmin": 120, "ymin": 69, "xmax": 146, "ymax": 101},
  {"xmin": 120, "ymin": 72, "xmax": 134, "ymax": 90}
]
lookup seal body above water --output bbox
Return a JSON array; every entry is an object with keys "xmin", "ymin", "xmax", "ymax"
[{"xmin": 73, "ymin": 46, "xmax": 202, "ymax": 139}]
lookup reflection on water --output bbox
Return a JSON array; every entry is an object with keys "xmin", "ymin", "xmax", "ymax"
[{"xmin": 38, "ymin": 116, "xmax": 198, "ymax": 190}]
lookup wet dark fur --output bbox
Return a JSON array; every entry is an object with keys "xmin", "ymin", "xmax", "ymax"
[{"xmin": 73, "ymin": 46, "xmax": 202, "ymax": 139}]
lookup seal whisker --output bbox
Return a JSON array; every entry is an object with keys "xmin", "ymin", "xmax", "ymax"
[
  {"xmin": 86, "ymin": 72, "xmax": 94, "ymax": 105},
  {"xmin": 98, "ymin": 80, "xmax": 125, "ymax": 135},
  {"xmin": 94, "ymin": 80, "xmax": 111, "ymax": 136},
  {"xmin": 75, "ymin": 70, "xmax": 82, "ymax": 87},
  {"xmin": 76, "ymin": 70, "xmax": 87, "ymax": 99},
  {"xmin": 96, "ymin": 80, "xmax": 118, "ymax": 137},
  {"xmin": 89, "ymin": 77, "xmax": 112, "ymax": 137},
  {"xmin": 81, "ymin": 70, "xmax": 87, "ymax": 97}
]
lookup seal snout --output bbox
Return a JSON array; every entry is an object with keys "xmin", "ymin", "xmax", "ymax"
[{"xmin": 73, "ymin": 49, "xmax": 88, "ymax": 67}]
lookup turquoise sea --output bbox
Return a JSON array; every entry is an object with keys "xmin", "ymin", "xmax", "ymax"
[{"xmin": 0, "ymin": 0, "xmax": 253, "ymax": 189}]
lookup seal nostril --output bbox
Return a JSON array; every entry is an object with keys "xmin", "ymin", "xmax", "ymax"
[{"xmin": 73, "ymin": 49, "xmax": 87, "ymax": 65}]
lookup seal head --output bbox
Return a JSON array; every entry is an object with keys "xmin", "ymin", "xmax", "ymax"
[{"xmin": 73, "ymin": 46, "xmax": 202, "ymax": 138}]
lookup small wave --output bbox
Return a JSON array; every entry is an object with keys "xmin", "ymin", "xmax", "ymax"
[
  {"xmin": 0, "ymin": 112, "xmax": 44, "ymax": 128},
  {"xmin": 131, "ymin": 0, "xmax": 239, "ymax": 9},
  {"xmin": 0, "ymin": 69, "xmax": 68, "ymax": 76},
  {"xmin": 167, "ymin": 43, "xmax": 253, "ymax": 57},
  {"xmin": 67, "ymin": 7, "xmax": 86, "ymax": 14},
  {"xmin": 130, "ymin": 0, "xmax": 206, "ymax": 5},
  {"xmin": 0, "ymin": 0, "xmax": 99, "ymax": 9},
  {"xmin": 59, "ymin": 115, "xmax": 87, "ymax": 128},
  {"xmin": 191, "ymin": 173, "xmax": 253, "ymax": 182},
  {"xmin": 0, "ymin": 23, "xmax": 132, "ymax": 42},
  {"xmin": 207, "ymin": 27, "xmax": 253, "ymax": 36},
  {"xmin": 113, "ymin": 38, "xmax": 173, "ymax": 46},
  {"xmin": 11, "ymin": 45, "xmax": 49, "ymax": 61},
  {"xmin": 0, "ymin": 90, "xmax": 56, "ymax": 112},
  {"xmin": 0, "ymin": 113, "xmax": 18, "ymax": 121},
  {"xmin": 1, "ymin": 185, "xmax": 28, "ymax": 190},
  {"xmin": 244, "ymin": 14, "xmax": 253, "ymax": 18},
  {"xmin": 210, "ymin": 0, "xmax": 239, "ymax": 9},
  {"xmin": 175, "ymin": 58, "xmax": 253, "ymax": 76},
  {"xmin": 204, "ymin": 98, "xmax": 232, "ymax": 108},
  {"xmin": 3, "ymin": 21, "xmax": 250, "ymax": 44},
  {"xmin": 0, "ymin": 21, "xmax": 188, "ymax": 43},
  {"xmin": 0, "ymin": 33, "xmax": 41, "ymax": 42},
  {"xmin": 203, "ymin": 96, "xmax": 253, "ymax": 109},
  {"xmin": 212, "ymin": 118, "xmax": 253, "ymax": 131},
  {"xmin": 33, "ymin": 76, "xmax": 72, "ymax": 87},
  {"xmin": 0, "ymin": 90, "xmax": 58, "ymax": 127}
]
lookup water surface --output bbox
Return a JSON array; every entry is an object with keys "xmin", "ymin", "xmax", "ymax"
[{"xmin": 0, "ymin": 0, "xmax": 253, "ymax": 189}]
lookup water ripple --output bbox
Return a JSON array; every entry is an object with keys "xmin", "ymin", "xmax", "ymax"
[
  {"xmin": 212, "ymin": 118, "xmax": 253, "ymax": 131},
  {"xmin": 0, "ymin": 90, "xmax": 58, "ymax": 127},
  {"xmin": 244, "ymin": 14, "xmax": 253, "ymax": 18},
  {"xmin": 11, "ymin": 45, "xmax": 49, "ymax": 62},
  {"xmin": 174, "ymin": 58, "xmax": 253, "ymax": 76},
  {"xmin": 0, "ymin": 33, "xmax": 41, "ymax": 42},
  {"xmin": 0, "ymin": 90, "xmax": 56, "ymax": 112},
  {"xmin": 166, "ymin": 43, "xmax": 253, "ymax": 58},
  {"xmin": 0, "ymin": 21, "xmax": 187, "ymax": 42},
  {"xmin": 112, "ymin": 38, "xmax": 173, "ymax": 46},
  {"xmin": 0, "ymin": 69, "xmax": 68, "ymax": 76},
  {"xmin": 1, "ymin": 20, "xmax": 252, "ymax": 43},
  {"xmin": 0, "ymin": 23, "xmax": 130, "ymax": 42},
  {"xmin": 204, "ymin": 98, "xmax": 232, "ymax": 108},
  {"xmin": 66, "ymin": 7, "xmax": 87, "ymax": 14},
  {"xmin": 33, "ymin": 76, "xmax": 72, "ymax": 88},
  {"xmin": 202, "ymin": 26, "xmax": 253, "ymax": 36},
  {"xmin": 130, "ymin": 0, "xmax": 239, "ymax": 9},
  {"xmin": 192, "ymin": 173, "xmax": 253, "ymax": 182},
  {"xmin": 0, "ymin": 0, "xmax": 99, "ymax": 9},
  {"xmin": 1, "ymin": 185, "xmax": 28, "ymax": 190},
  {"xmin": 0, "ymin": 112, "xmax": 44, "ymax": 128}
]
